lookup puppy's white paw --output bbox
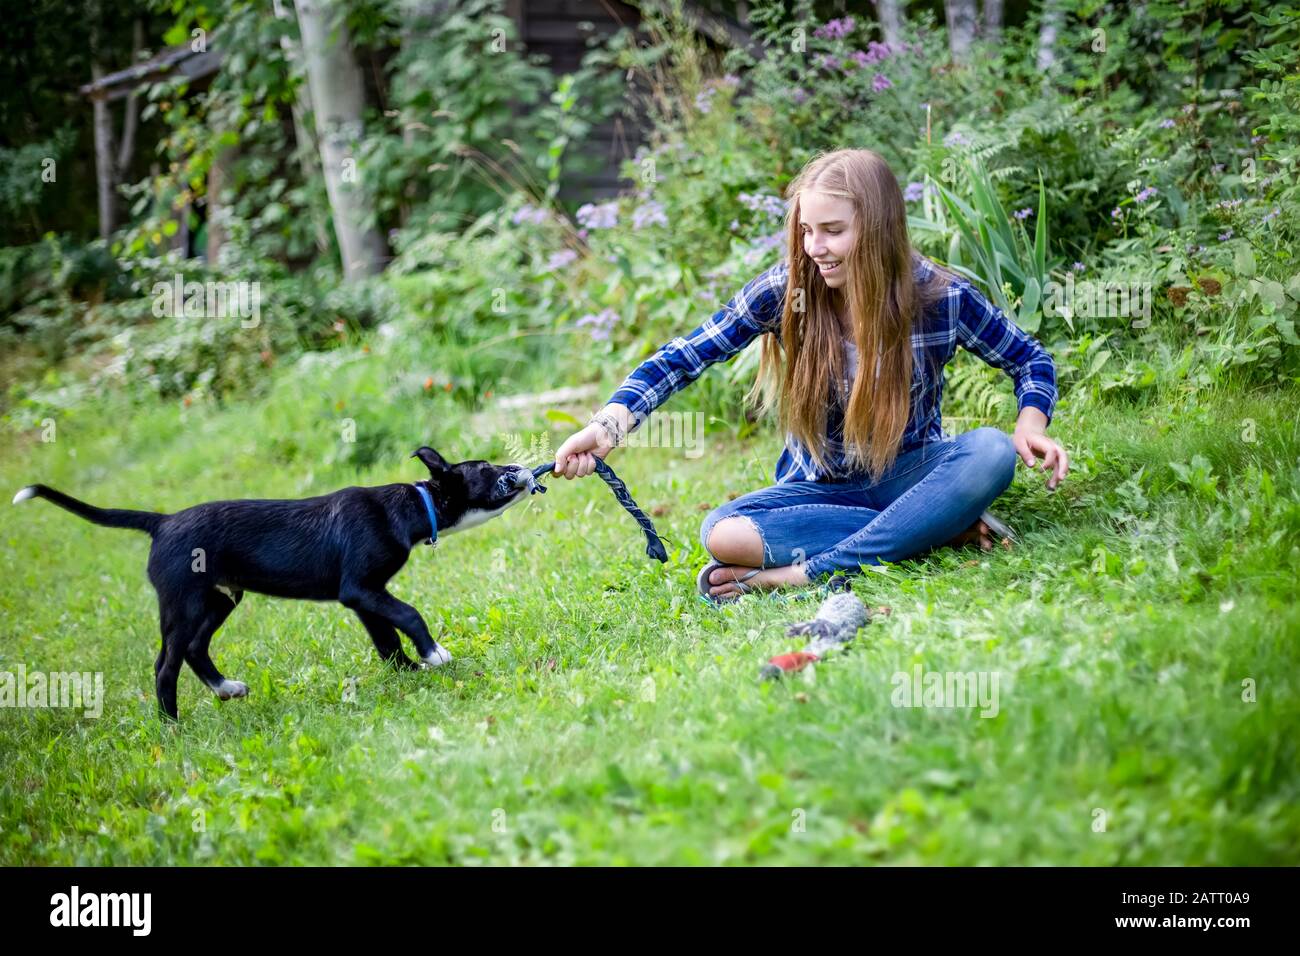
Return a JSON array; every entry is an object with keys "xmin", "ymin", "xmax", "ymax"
[
  {"xmin": 215, "ymin": 679, "xmax": 249, "ymax": 700},
  {"xmin": 421, "ymin": 644, "xmax": 453, "ymax": 668}
]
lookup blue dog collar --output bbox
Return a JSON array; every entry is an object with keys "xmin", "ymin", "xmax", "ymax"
[{"xmin": 413, "ymin": 483, "xmax": 438, "ymax": 546}]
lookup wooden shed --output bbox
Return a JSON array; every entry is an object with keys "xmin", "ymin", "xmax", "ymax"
[{"xmin": 505, "ymin": 0, "xmax": 755, "ymax": 199}]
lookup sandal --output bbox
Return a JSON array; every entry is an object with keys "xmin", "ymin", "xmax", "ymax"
[
  {"xmin": 696, "ymin": 563, "xmax": 853, "ymax": 607},
  {"xmin": 979, "ymin": 509, "xmax": 1018, "ymax": 544},
  {"xmin": 696, "ymin": 560, "xmax": 763, "ymax": 606}
]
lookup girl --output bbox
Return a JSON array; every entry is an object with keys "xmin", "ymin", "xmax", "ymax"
[{"xmin": 553, "ymin": 148, "xmax": 1068, "ymax": 603}]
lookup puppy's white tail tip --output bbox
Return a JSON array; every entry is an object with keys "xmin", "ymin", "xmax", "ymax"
[{"xmin": 12, "ymin": 486, "xmax": 36, "ymax": 505}]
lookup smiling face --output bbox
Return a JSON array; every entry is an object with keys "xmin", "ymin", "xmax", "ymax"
[{"xmin": 798, "ymin": 189, "xmax": 859, "ymax": 291}]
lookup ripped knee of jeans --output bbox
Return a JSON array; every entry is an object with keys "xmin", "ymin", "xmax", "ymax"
[{"xmin": 702, "ymin": 513, "xmax": 769, "ymax": 566}]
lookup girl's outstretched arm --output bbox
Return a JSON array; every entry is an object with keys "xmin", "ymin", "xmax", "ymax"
[{"xmin": 554, "ymin": 261, "xmax": 788, "ymax": 479}]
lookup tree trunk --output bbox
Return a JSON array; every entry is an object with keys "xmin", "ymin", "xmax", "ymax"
[
  {"xmin": 982, "ymin": 0, "xmax": 1003, "ymax": 45},
  {"xmin": 294, "ymin": 0, "xmax": 387, "ymax": 280},
  {"xmin": 90, "ymin": 16, "xmax": 142, "ymax": 241},
  {"xmin": 945, "ymin": 0, "xmax": 978, "ymax": 63},
  {"xmin": 874, "ymin": 0, "xmax": 902, "ymax": 46},
  {"xmin": 206, "ymin": 145, "xmax": 237, "ymax": 264},
  {"xmin": 1037, "ymin": 0, "xmax": 1063, "ymax": 72},
  {"xmin": 272, "ymin": 0, "xmax": 331, "ymax": 254},
  {"xmin": 114, "ymin": 19, "xmax": 143, "ymax": 183},
  {"xmin": 90, "ymin": 62, "xmax": 117, "ymax": 240}
]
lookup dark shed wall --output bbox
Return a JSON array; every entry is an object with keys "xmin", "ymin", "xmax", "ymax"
[
  {"xmin": 509, "ymin": 0, "xmax": 750, "ymax": 203},
  {"xmin": 509, "ymin": 0, "xmax": 646, "ymax": 202}
]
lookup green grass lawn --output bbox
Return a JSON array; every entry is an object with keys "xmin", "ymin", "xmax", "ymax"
[{"xmin": 2, "ymin": 364, "xmax": 1298, "ymax": 865}]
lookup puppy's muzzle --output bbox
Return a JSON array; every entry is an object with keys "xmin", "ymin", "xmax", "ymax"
[{"xmin": 494, "ymin": 467, "xmax": 539, "ymax": 500}]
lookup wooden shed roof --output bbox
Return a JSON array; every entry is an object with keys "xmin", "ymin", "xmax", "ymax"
[{"xmin": 79, "ymin": 39, "xmax": 223, "ymax": 101}]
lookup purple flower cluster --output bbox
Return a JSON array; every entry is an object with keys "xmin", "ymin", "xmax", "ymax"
[
  {"xmin": 1071, "ymin": 261, "xmax": 1087, "ymax": 273},
  {"xmin": 865, "ymin": 41, "xmax": 906, "ymax": 64},
  {"xmin": 1134, "ymin": 186, "xmax": 1158, "ymax": 203},
  {"xmin": 1218, "ymin": 228, "xmax": 1233, "ymax": 241},
  {"xmin": 695, "ymin": 88, "xmax": 716, "ymax": 113},
  {"xmin": 545, "ymin": 249, "xmax": 578, "ymax": 272},
  {"xmin": 1013, "ymin": 207, "xmax": 1034, "ymax": 221},
  {"xmin": 840, "ymin": 41, "xmax": 918, "ymax": 79},
  {"xmin": 512, "ymin": 204, "xmax": 549, "ymax": 227},
  {"xmin": 738, "ymin": 191, "xmax": 788, "ymax": 218},
  {"xmin": 903, "ymin": 181, "xmax": 926, "ymax": 202},
  {"xmin": 872, "ymin": 73, "xmax": 893, "ymax": 92},
  {"xmin": 814, "ymin": 17, "xmax": 856, "ymax": 40},
  {"xmin": 1159, "ymin": 118, "xmax": 1176, "ymax": 129},
  {"xmin": 576, "ymin": 201, "xmax": 619, "ymax": 230},
  {"xmin": 576, "ymin": 308, "xmax": 620, "ymax": 341},
  {"xmin": 632, "ymin": 200, "xmax": 668, "ymax": 230},
  {"xmin": 943, "ymin": 130, "xmax": 971, "ymax": 148}
]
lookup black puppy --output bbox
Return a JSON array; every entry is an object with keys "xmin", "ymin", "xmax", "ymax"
[{"xmin": 11, "ymin": 447, "xmax": 533, "ymax": 721}]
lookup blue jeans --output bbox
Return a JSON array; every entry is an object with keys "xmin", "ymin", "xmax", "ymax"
[{"xmin": 699, "ymin": 427, "xmax": 1018, "ymax": 580}]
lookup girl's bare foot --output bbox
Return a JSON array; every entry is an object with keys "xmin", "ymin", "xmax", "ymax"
[{"xmin": 707, "ymin": 563, "xmax": 809, "ymax": 599}]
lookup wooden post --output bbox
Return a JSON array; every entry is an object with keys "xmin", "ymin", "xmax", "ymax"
[{"xmin": 206, "ymin": 145, "xmax": 237, "ymax": 264}]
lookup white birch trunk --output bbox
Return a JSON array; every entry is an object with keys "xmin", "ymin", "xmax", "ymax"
[
  {"xmin": 945, "ymin": 0, "xmax": 978, "ymax": 63},
  {"xmin": 982, "ymin": 0, "xmax": 1003, "ymax": 45},
  {"xmin": 1037, "ymin": 0, "xmax": 1063, "ymax": 72},
  {"xmin": 294, "ymin": 0, "xmax": 387, "ymax": 280},
  {"xmin": 874, "ymin": 0, "xmax": 903, "ymax": 46}
]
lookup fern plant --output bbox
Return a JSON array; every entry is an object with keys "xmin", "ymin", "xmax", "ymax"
[{"xmin": 943, "ymin": 349, "xmax": 1018, "ymax": 427}]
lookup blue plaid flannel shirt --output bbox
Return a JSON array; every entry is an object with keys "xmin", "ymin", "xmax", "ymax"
[{"xmin": 607, "ymin": 254, "xmax": 1057, "ymax": 483}]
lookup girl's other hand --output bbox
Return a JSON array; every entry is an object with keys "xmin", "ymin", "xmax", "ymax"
[{"xmin": 1013, "ymin": 414, "xmax": 1069, "ymax": 490}]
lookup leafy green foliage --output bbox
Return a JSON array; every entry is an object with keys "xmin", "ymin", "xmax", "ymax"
[
  {"xmin": 357, "ymin": 0, "xmax": 563, "ymax": 236},
  {"xmin": 922, "ymin": 160, "xmax": 1058, "ymax": 333}
]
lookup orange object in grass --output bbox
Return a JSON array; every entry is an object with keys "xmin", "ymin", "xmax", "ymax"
[{"xmin": 768, "ymin": 651, "xmax": 820, "ymax": 674}]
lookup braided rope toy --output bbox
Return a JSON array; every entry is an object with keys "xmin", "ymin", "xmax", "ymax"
[{"xmin": 514, "ymin": 461, "xmax": 669, "ymax": 563}]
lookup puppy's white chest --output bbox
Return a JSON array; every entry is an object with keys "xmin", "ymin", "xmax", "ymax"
[{"xmin": 441, "ymin": 502, "xmax": 514, "ymax": 535}]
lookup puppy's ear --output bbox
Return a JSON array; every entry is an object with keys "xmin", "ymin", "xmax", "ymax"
[{"xmin": 411, "ymin": 446, "xmax": 450, "ymax": 475}]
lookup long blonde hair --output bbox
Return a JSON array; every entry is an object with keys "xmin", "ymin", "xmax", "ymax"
[{"xmin": 749, "ymin": 148, "xmax": 955, "ymax": 478}]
